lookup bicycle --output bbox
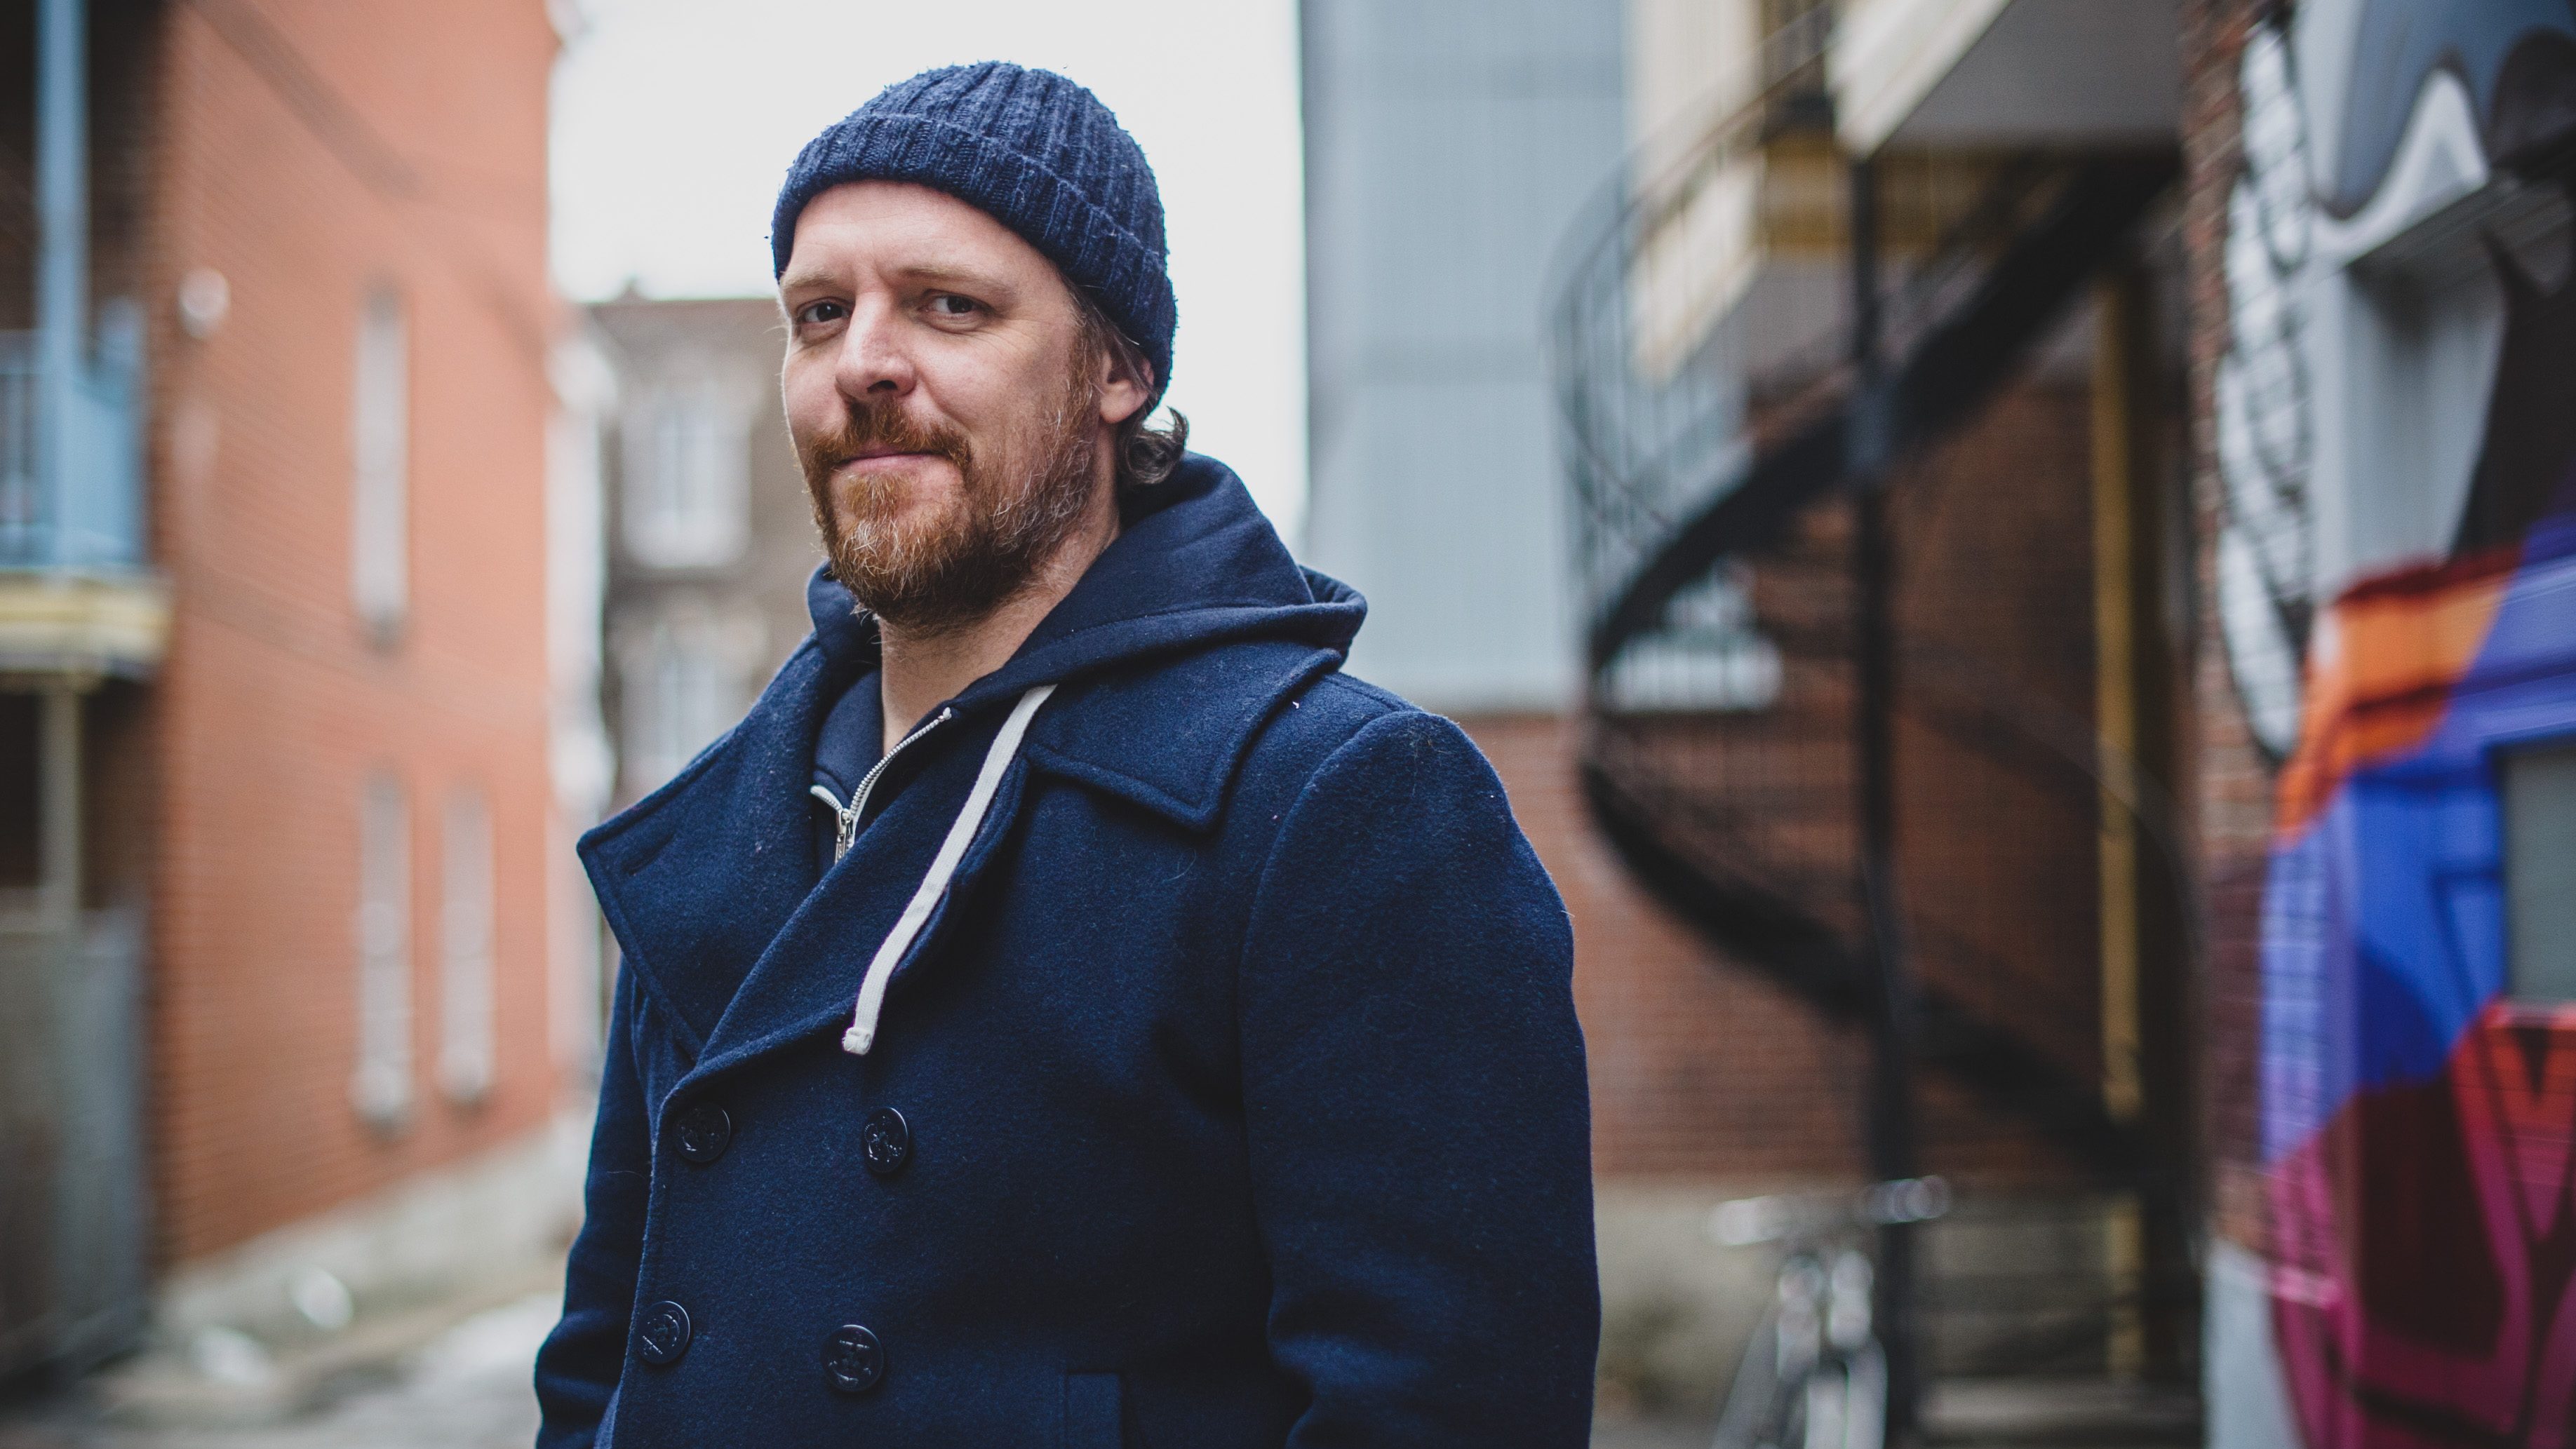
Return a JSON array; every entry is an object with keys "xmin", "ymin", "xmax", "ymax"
[{"xmin": 1703, "ymin": 1176, "xmax": 1950, "ymax": 1449}]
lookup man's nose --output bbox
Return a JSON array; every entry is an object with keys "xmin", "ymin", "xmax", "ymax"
[{"xmin": 836, "ymin": 298, "xmax": 916, "ymax": 398}]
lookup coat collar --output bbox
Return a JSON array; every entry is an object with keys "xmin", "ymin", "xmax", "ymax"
[
  {"xmin": 1021, "ymin": 630, "xmax": 1346, "ymax": 830},
  {"xmin": 578, "ymin": 638, "xmax": 848, "ymax": 1063},
  {"xmin": 580, "ymin": 453, "xmax": 1363, "ymax": 1070}
]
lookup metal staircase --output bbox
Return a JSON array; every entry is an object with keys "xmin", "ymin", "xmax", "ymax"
[{"xmin": 1549, "ymin": 14, "xmax": 2196, "ymax": 1427}]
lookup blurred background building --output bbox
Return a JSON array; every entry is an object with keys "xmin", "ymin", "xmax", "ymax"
[
  {"xmin": 2, "ymin": 2, "xmax": 2573, "ymax": 1448},
  {"xmin": 1522, "ymin": 0, "xmax": 2576, "ymax": 1444},
  {"xmin": 585, "ymin": 295, "xmax": 815, "ymax": 813},
  {"xmin": 1323, "ymin": 0, "xmax": 2576, "ymax": 1443},
  {"xmin": 1311, "ymin": 0, "xmax": 2204, "ymax": 1436},
  {"xmin": 0, "ymin": 0, "xmax": 586, "ymax": 1406}
]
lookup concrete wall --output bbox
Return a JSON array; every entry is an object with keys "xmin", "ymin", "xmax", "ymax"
[{"xmin": 1299, "ymin": 0, "xmax": 1623, "ymax": 713}]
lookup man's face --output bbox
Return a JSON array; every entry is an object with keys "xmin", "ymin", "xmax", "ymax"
[{"xmin": 778, "ymin": 181, "xmax": 1149, "ymax": 632}]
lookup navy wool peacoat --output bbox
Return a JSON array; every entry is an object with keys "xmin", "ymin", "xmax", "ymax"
[{"xmin": 534, "ymin": 456, "xmax": 1599, "ymax": 1447}]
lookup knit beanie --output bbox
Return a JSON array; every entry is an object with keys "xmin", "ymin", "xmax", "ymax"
[{"xmin": 771, "ymin": 62, "xmax": 1176, "ymax": 402}]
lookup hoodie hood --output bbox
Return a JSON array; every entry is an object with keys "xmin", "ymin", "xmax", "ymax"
[{"xmin": 806, "ymin": 452, "xmax": 1364, "ymax": 720}]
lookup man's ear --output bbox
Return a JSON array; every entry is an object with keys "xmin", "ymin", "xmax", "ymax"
[{"xmin": 1097, "ymin": 350, "xmax": 1151, "ymax": 428}]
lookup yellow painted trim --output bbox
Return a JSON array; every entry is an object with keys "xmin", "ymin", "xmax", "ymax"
[
  {"xmin": 2093, "ymin": 274, "xmax": 2143, "ymax": 1128},
  {"xmin": 2105, "ymin": 1196, "xmax": 2146, "ymax": 1380},
  {"xmin": 0, "ymin": 573, "xmax": 170, "ymax": 678}
]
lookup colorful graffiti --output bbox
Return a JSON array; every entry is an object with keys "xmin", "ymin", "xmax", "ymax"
[
  {"xmin": 2228, "ymin": 1, "xmax": 2576, "ymax": 1444},
  {"xmin": 2262, "ymin": 519, "xmax": 2576, "ymax": 1443}
]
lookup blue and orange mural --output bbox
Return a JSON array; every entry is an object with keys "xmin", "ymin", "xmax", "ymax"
[
  {"xmin": 2261, "ymin": 524, "xmax": 2576, "ymax": 1444},
  {"xmin": 2218, "ymin": 1, "xmax": 2576, "ymax": 1443}
]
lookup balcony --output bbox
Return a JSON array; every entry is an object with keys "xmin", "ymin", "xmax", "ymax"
[
  {"xmin": 1606, "ymin": 2, "xmax": 2006, "ymax": 403},
  {"xmin": 1832, "ymin": 0, "xmax": 2180, "ymax": 156},
  {"xmin": 0, "ymin": 311, "xmax": 166, "ymax": 676}
]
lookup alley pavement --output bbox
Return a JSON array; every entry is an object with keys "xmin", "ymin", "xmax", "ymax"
[
  {"xmin": 1588, "ymin": 1419, "xmax": 1710, "ymax": 1448},
  {"xmin": 0, "ymin": 1296, "xmax": 550, "ymax": 1449},
  {"xmin": 1, "ymin": 1293, "xmax": 1697, "ymax": 1449}
]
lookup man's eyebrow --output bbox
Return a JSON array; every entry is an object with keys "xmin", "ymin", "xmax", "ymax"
[
  {"xmin": 776, "ymin": 263, "xmax": 1014, "ymax": 297},
  {"xmin": 890, "ymin": 263, "xmax": 1012, "ymax": 293}
]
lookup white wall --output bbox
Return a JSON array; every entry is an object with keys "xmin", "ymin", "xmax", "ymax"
[{"xmin": 1301, "ymin": 0, "xmax": 1627, "ymax": 713}]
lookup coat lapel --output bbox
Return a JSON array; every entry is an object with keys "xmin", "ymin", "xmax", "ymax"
[
  {"xmin": 577, "ymin": 638, "xmax": 850, "ymax": 1062},
  {"xmin": 580, "ymin": 624, "xmax": 1348, "ymax": 1081},
  {"xmin": 687, "ymin": 708, "xmax": 1035, "ymax": 1078}
]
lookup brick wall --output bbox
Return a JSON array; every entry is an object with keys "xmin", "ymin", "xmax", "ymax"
[
  {"xmin": 2176, "ymin": 0, "xmax": 2273, "ymax": 1255},
  {"xmin": 1468, "ymin": 708, "xmax": 2107, "ymax": 1189},
  {"xmin": 1889, "ymin": 382, "xmax": 2109, "ymax": 1105},
  {"xmin": 1469, "ymin": 370, "xmax": 2115, "ymax": 1190},
  {"xmin": 143, "ymin": 0, "xmax": 563, "ymax": 1265},
  {"xmin": 1458, "ymin": 713, "xmax": 1868, "ymax": 1181}
]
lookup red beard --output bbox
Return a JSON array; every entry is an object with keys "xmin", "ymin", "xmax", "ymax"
[{"xmin": 798, "ymin": 365, "xmax": 1101, "ymax": 634}]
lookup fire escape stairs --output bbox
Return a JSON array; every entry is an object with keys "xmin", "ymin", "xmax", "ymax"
[{"xmin": 1578, "ymin": 151, "xmax": 2181, "ymax": 1176}]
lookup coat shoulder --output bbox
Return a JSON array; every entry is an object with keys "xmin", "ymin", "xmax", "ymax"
[
  {"xmin": 1259, "ymin": 668, "xmax": 1491, "ymax": 769},
  {"xmin": 1236, "ymin": 668, "xmax": 1405, "ymax": 789},
  {"xmin": 1227, "ymin": 668, "xmax": 1508, "ymax": 840}
]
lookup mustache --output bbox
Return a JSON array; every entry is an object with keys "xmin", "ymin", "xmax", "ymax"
[{"xmin": 804, "ymin": 394, "xmax": 974, "ymax": 480}]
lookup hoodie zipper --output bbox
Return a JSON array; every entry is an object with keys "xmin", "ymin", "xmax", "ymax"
[{"xmin": 810, "ymin": 706, "xmax": 955, "ymax": 863}]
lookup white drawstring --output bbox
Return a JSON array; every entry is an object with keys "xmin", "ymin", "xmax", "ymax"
[{"xmin": 841, "ymin": 684, "xmax": 1056, "ymax": 1056}]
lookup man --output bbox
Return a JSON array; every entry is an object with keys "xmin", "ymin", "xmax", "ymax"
[{"xmin": 535, "ymin": 63, "xmax": 1597, "ymax": 1448}]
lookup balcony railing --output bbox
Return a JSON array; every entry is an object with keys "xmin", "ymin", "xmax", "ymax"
[{"xmin": 0, "ymin": 305, "xmax": 146, "ymax": 572}]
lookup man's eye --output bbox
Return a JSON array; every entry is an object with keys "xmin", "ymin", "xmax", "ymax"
[
  {"xmin": 927, "ymin": 294, "xmax": 981, "ymax": 320},
  {"xmin": 795, "ymin": 300, "xmax": 848, "ymax": 327}
]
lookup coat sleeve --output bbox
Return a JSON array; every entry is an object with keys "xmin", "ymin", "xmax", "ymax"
[
  {"xmin": 533, "ymin": 966, "xmax": 651, "ymax": 1448},
  {"xmin": 1238, "ymin": 710, "xmax": 1599, "ymax": 1446}
]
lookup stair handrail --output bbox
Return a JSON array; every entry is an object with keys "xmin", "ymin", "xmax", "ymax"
[
  {"xmin": 1547, "ymin": 16, "xmax": 2189, "ymax": 1178},
  {"xmin": 1548, "ymin": 6, "xmax": 1842, "ymax": 619}
]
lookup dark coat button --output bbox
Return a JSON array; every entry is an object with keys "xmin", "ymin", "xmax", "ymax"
[
  {"xmin": 675, "ymin": 1103, "xmax": 732, "ymax": 1164},
  {"xmin": 636, "ymin": 1300, "xmax": 692, "ymax": 1365},
  {"xmin": 861, "ymin": 1107, "xmax": 911, "ymax": 1177},
  {"xmin": 823, "ymin": 1323, "xmax": 885, "ymax": 1394}
]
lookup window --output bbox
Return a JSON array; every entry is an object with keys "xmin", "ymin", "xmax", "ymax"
[
  {"xmin": 2507, "ymin": 741, "xmax": 2576, "ymax": 1002},
  {"xmin": 438, "ymin": 787, "xmax": 495, "ymax": 1105},
  {"xmin": 621, "ymin": 381, "xmax": 751, "ymax": 568},
  {"xmin": 351, "ymin": 286, "xmax": 410, "ymax": 642},
  {"xmin": 621, "ymin": 617, "xmax": 751, "ymax": 792},
  {"xmin": 352, "ymin": 772, "xmax": 412, "ymax": 1128}
]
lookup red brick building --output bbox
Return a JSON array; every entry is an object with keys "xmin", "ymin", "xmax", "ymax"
[
  {"xmin": 149, "ymin": 0, "xmax": 564, "ymax": 1257},
  {"xmin": 0, "ymin": 0, "xmax": 575, "ymax": 1375}
]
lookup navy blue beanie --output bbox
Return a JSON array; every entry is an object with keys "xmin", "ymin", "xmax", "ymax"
[{"xmin": 771, "ymin": 62, "xmax": 1176, "ymax": 400}]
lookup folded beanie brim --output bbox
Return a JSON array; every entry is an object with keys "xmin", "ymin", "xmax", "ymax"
[{"xmin": 770, "ymin": 63, "xmax": 1176, "ymax": 401}]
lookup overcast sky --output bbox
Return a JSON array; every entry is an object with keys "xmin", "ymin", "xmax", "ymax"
[{"xmin": 550, "ymin": 0, "xmax": 1310, "ymax": 535}]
